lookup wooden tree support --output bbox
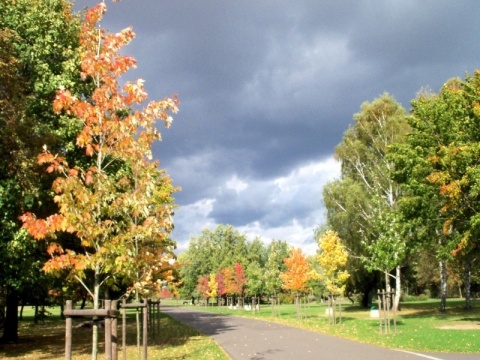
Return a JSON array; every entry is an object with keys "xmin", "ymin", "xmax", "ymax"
[
  {"xmin": 270, "ymin": 295, "xmax": 279, "ymax": 316},
  {"xmin": 251, "ymin": 296, "xmax": 259, "ymax": 314},
  {"xmin": 64, "ymin": 300, "xmax": 119, "ymax": 360},
  {"xmin": 148, "ymin": 300, "xmax": 161, "ymax": 345},
  {"xmin": 121, "ymin": 298, "xmax": 148, "ymax": 360},
  {"xmin": 377, "ymin": 289, "xmax": 396, "ymax": 335}
]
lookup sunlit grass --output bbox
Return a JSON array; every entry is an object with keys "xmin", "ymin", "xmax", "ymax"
[{"xmin": 180, "ymin": 298, "xmax": 480, "ymax": 354}]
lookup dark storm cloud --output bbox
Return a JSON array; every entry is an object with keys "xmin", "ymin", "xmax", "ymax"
[{"xmin": 73, "ymin": 0, "xmax": 480, "ymax": 252}]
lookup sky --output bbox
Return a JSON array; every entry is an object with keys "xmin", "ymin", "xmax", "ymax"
[{"xmin": 74, "ymin": 0, "xmax": 480, "ymax": 255}]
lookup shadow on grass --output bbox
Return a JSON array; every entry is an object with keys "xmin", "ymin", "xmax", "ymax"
[
  {"xmin": 0, "ymin": 318, "xmax": 94, "ymax": 359},
  {"xmin": 0, "ymin": 310, "xmax": 197, "ymax": 359}
]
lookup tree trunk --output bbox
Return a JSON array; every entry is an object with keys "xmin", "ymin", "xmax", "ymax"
[
  {"xmin": 0, "ymin": 293, "xmax": 5, "ymax": 330},
  {"xmin": 394, "ymin": 265, "xmax": 401, "ymax": 312},
  {"xmin": 81, "ymin": 295, "xmax": 87, "ymax": 309},
  {"xmin": 1, "ymin": 288, "xmax": 19, "ymax": 343},
  {"xmin": 464, "ymin": 257, "xmax": 472, "ymax": 310},
  {"xmin": 136, "ymin": 292, "xmax": 141, "ymax": 360},
  {"xmin": 384, "ymin": 271, "xmax": 390, "ymax": 293},
  {"xmin": 295, "ymin": 294, "xmax": 300, "ymax": 320},
  {"xmin": 439, "ymin": 259, "xmax": 447, "ymax": 312},
  {"xmin": 60, "ymin": 301, "xmax": 65, "ymax": 320},
  {"xmin": 92, "ymin": 270, "xmax": 101, "ymax": 360}
]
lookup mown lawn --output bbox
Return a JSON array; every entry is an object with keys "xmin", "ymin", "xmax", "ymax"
[
  {"xmin": 1, "ymin": 299, "xmax": 478, "ymax": 358},
  {"xmin": 178, "ymin": 298, "xmax": 480, "ymax": 354}
]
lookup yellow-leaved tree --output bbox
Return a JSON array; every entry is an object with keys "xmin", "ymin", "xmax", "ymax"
[
  {"xmin": 207, "ymin": 273, "xmax": 218, "ymax": 305},
  {"xmin": 317, "ymin": 230, "xmax": 350, "ymax": 324}
]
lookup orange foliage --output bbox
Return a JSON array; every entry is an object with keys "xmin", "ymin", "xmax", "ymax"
[
  {"xmin": 279, "ymin": 247, "xmax": 312, "ymax": 294},
  {"xmin": 20, "ymin": 1, "xmax": 179, "ymax": 301}
]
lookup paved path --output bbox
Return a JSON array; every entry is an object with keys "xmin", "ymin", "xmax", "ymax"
[{"xmin": 161, "ymin": 306, "xmax": 479, "ymax": 360}]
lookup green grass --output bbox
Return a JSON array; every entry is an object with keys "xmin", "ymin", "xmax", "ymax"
[
  {"xmin": 179, "ymin": 298, "xmax": 480, "ymax": 354},
  {"xmin": 1, "ymin": 300, "xmax": 478, "ymax": 358},
  {"xmin": 0, "ymin": 306, "xmax": 229, "ymax": 360}
]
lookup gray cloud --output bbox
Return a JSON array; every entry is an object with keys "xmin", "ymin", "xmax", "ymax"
[{"xmin": 74, "ymin": 0, "xmax": 480, "ymax": 252}]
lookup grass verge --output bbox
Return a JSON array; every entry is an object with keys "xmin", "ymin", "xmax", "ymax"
[
  {"xmin": 175, "ymin": 298, "xmax": 480, "ymax": 354},
  {"xmin": 0, "ymin": 307, "xmax": 229, "ymax": 360}
]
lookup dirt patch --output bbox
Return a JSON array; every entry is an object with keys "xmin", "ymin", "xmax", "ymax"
[{"xmin": 438, "ymin": 323, "xmax": 480, "ymax": 330}]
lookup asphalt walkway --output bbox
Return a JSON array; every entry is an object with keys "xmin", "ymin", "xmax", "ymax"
[{"xmin": 161, "ymin": 306, "xmax": 479, "ymax": 360}]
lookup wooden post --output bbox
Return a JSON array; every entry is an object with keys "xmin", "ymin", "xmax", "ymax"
[
  {"xmin": 328, "ymin": 294, "xmax": 332, "ymax": 325},
  {"xmin": 122, "ymin": 299, "xmax": 127, "ymax": 360},
  {"xmin": 143, "ymin": 298, "xmax": 148, "ymax": 360},
  {"xmin": 157, "ymin": 300, "xmax": 161, "ymax": 345},
  {"xmin": 65, "ymin": 300, "xmax": 72, "ymax": 360},
  {"xmin": 386, "ymin": 291, "xmax": 391, "ymax": 334},
  {"xmin": 148, "ymin": 300, "xmax": 152, "ymax": 339},
  {"xmin": 112, "ymin": 300, "xmax": 118, "ymax": 360},
  {"xmin": 63, "ymin": 299, "xmax": 119, "ymax": 359},
  {"xmin": 332, "ymin": 294, "xmax": 336, "ymax": 325},
  {"xmin": 384, "ymin": 290, "xmax": 387, "ymax": 332},
  {"xmin": 105, "ymin": 300, "xmax": 112, "ymax": 360}
]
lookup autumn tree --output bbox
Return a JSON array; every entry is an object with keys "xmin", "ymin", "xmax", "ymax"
[
  {"xmin": 206, "ymin": 273, "xmax": 218, "ymax": 304},
  {"xmin": 317, "ymin": 231, "xmax": 349, "ymax": 324},
  {"xmin": 392, "ymin": 74, "xmax": 480, "ymax": 310},
  {"xmin": 221, "ymin": 266, "xmax": 236, "ymax": 300},
  {"xmin": 216, "ymin": 270, "xmax": 227, "ymax": 304},
  {"xmin": 233, "ymin": 263, "xmax": 247, "ymax": 297},
  {"xmin": 196, "ymin": 275, "xmax": 209, "ymax": 303},
  {"xmin": 21, "ymin": 2, "xmax": 179, "ymax": 357},
  {"xmin": 317, "ymin": 231, "xmax": 350, "ymax": 296},
  {"xmin": 214, "ymin": 263, "xmax": 246, "ymax": 305},
  {"xmin": 280, "ymin": 247, "xmax": 313, "ymax": 318}
]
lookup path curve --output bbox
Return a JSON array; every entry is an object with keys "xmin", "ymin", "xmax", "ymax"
[{"xmin": 161, "ymin": 306, "xmax": 478, "ymax": 360}]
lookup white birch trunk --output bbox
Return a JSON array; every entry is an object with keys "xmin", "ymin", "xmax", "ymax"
[{"xmin": 394, "ymin": 265, "xmax": 401, "ymax": 311}]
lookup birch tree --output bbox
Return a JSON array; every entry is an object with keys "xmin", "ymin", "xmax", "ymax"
[{"xmin": 325, "ymin": 93, "xmax": 409, "ymax": 311}]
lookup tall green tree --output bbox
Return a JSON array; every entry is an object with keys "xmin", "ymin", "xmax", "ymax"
[
  {"xmin": 0, "ymin": 0, "xmax": 83, "ymax": 343},
  {"xmin": 392, "ymin": 74, "xmax": 480, "ymax": 310},
  {"xmin": 322, "ymin": 178, "xmax": 379, "ymax": 306},
  {"xmin": 264, "ymin": 239, "xmax": 289, "ymax": 297},
  {"xmin": 245, "ymin": 261, "xmax": 265, "ymax": 298},
  {"xmin": 324, "ymin": 93, "xmax": 409, "ymax": 310},
  {"xmin": 246, "ymin": 237, "xmax": 268, "ymax": 268}
]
